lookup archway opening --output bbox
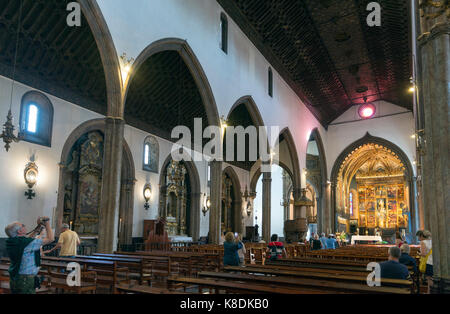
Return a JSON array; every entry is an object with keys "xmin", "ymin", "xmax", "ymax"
[
  {"xmin": 334, "ymin": 143, "xmax": 412, "ymax": 240},
  {"xmin": 253, "ymin": 164, "xmax": 293, "ymax": 241}
]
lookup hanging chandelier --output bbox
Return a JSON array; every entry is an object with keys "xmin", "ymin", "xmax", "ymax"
[{"xmin": 0, "ymin": 0, "xmax": 24, "ymax": 152}]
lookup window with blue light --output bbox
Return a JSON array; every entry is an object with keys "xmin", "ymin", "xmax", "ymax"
[
  {"xmin": 20, "ymin": 91, "xmax": 54, "ymax": 147},
  {"xmin": 26, "ymin": 104, "xmax": 38, "ymax": 133}
]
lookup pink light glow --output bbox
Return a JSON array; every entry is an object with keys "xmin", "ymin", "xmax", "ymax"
[{"xmin": 359, "ymin": 104, "xmax": 376, "ymax": 119}]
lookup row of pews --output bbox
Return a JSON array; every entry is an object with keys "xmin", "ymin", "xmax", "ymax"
[
  {"xmin": 0, "ymin": 243, "xmax": 420, "ymax": 294},
  {"xmin": 0, "ymin": 250, "xmax": 221, "ymax": 294}
]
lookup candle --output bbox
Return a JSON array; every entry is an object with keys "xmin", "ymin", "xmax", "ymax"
[
  {"xmin": 70, "ymin": 221, "xmax": 73, "ymax": 230},
  {"xmin": 119, "ymin": 218, "xmax": 123, "ymax": 233}
]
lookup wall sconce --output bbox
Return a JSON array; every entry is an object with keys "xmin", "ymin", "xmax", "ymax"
[
  {"xmin": 243, "ymin": 186, "xmax": 249, "ymax": 202},
  {"xmin": 143, "ymin": 183, "xmax": 152, "ymax": 210},
  {"xmin": 202, "ymin": 194, "xmax": 211, "ymax": 216},
  {"xmin": 120, "ymin": 52, "xmax": 134, "ymax": 82},
  {"xmin": 24, "ymin": 161, "xmax": 38, "ymax": 199}
]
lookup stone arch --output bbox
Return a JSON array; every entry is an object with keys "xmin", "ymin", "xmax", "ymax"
[
  {"xmin": 158, "ymin": 153, "xmax": 202, "ymax": 241},
  {"xmin": 222, "ymin": 166, "xmax": 243, "ymax": 234},
  {"xmin": 55, "ymin": 119, "xmax": 136, "ymax": 246},
  {"xmin": 307, "ymin": 128, "xmax": 328, "ymax": 233},
  {"xmin": 122, "ymin": 38, "xmax": 220, "ymax": 127},
  {"xmin": 330, "ymin": 132, "xmax": 416, "ymax": 236},
  {"xmin": 78, "ymin": 0, "xmax": 123, "ymax": 117},
  {"xmin": 227, "ymin": 96, "xmax": 265, "ymax": 128},
  {"xmin": 278, "ymin": 128, "xmax": 302, "ymax": 196}
]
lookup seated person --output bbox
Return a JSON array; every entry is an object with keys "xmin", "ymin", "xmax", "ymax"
[
  {"xmin": 380, "ymin": 246, "xmax": 410, "ymax": 280},
  {"xmin": 399, "ymin": 244, "xmax": 417, "ymax": 273},
  {"xmin": 267, "ymin": 234, "xmax": 287, "ymax": 261}
]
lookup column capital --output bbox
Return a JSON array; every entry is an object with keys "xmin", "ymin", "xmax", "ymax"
[{"xmin": 418, "ymin": 21, "xmax": 450, "ymax": 46}]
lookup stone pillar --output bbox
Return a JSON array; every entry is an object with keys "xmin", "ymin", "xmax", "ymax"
[
  {"xmin": 97, "ymin": 117, "xmax": 124, "ymax": 253},
  {"xmin": 191, "ymin": 192, "xmax": 201, "ymax": 241},
  {"xmin": 208, "ymin": 161, "xmax": 222, "ymax": 244},
  {"xmin": 417, "ymin": 1, "xmax": 450, "ymax": 293},
  {"xmin": 119, "ymin": 179, "xmax": 136, "ymax": 246},
  {"xmin": 262, "ymin": 171, "xmax": 272, "ymax": 243},
  {"xmin": 329, "ymin": 182, "xmax": 336, "ymax": 234}
]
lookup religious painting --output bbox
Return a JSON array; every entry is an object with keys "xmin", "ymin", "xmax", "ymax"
[
  {"xmin": 366, "ymin": 201, "xmax": 375, "ymax": 211},
  {"xmin": 376, "ymin": 186, "xmax": 386, "ymax": 197},
  {"xmin": 367, "ymin": 213, "xmax": 376, "ymax": 227},
  {"xmin": 387, "ymin": 187, "xmax": 396, "ymax": 198},
  {"xmin": 397, "ymin": 186, "xmax": 404, "ymax": 200},
  {"xmin": 359, "ymin": 214, "xmax": 367, "ymax": 226},
  {"xmin": 367, "ymin": 187, "xmax": 375, "ymax": 198},
  {"xmin": 78, "ymin": 173, "xmax": 100, "ymax": 216},
  {"xmin": 388, "ymin": 200, "xmax": 397, "ymax": 211}
]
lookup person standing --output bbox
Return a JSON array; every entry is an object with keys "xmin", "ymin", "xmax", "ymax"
[
  {"xmin": 236, "ymin": 233, "xmax": 246, "ymax": 266},
  {"xmin": 267, "ymin": 234, "xmax": 287, "ymax": 261},
  {"xmin": 319, "ymin": 233, "xmax": 328, "ymax": 249},
  {"xmin": 417, "ymin": 230, "xmax": 433, "ymax": 294},
  {"xmin": 5, "ymin": 217, "xmax": 54, "ymax": 294},
  {"xmin": 223, "ymin": 232, "xmax": 242, "ymax": 266},
  {"xmin": 311, "ymin": 234, "xmax": 322, "ymax": 250},
  {"xmin": 326, "ymin": 234, "xmax": 337, "ymax": 250},
  {"xmin": 44, "ymin": 223, "xmax": 80, "ymax": 257}
]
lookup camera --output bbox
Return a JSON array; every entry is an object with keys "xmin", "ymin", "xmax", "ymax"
[{"xmin": 39, "ymin": 217, "xmax": 50, "ymax": 225}]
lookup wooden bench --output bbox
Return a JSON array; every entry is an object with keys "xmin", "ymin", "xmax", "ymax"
[
  {"xmin": 222, "ymin": 266, "xmax": 413, "ymax": 291},
  {"xmin": 196, "ymin": 271, "xmax": 412, "ymax": 294},
  {"xmin": 47, "ymin": 269, "xmax": 97, "ymax": 294},
  {"xmin": 115, "ymin": 283, "xmax": 190, "ymax": 294}
]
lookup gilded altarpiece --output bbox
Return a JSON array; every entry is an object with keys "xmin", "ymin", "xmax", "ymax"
[
  {"xmin": 160, "ymin": 161, "xmax": 188, "ymax": 236},
  {"xmin": 221, "ymin": 174, "xmax": 233, "ymax": 233},
  {"xmin": 63, "ymin": 131, "xmax": 103, "ymax": 236},
  {"xmin": 335, "ymin": 143, "xmax": 410, "ymax": 231}
]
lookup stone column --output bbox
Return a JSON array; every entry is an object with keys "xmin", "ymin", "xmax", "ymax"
[
  {"xmin": 119, "ymin": 179, "xmax": 136, "ymax": 246},
  {"xmin": 262, "ymin": 171, "xmax": 272, "ymax": 243},
  {"xmin": 97, "ymin": 117, "xmax": 124, "ymax": 253},
  {"xmin": 191, "ymin": 192, "xmax": 202, "ymax": 241},
  {"xmin": 329, "ymin": 182, "xmax": 336, "ymax": 234},
  {"xmin": 417, "ymin": 1, "xmax": 450, "ymax": 293},
  {"xmin": 208, "ymin": 161, "xmax": 223, "ymax": 244}
]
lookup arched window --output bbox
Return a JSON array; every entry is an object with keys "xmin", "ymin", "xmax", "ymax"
[
  {"xmin": 220, "ymin": 13, "xmax": 228, "ymax": 54},
  {"xmin": 268, "ymin": 67, "xmax": 273, "ymax": 97},
  {"xmin": 143, "ymin": 135, "xmax": 159, "ymax": 173},
  {"xmin": 19, "ymin": 91, "xmax": 54, "ymax": 147}
]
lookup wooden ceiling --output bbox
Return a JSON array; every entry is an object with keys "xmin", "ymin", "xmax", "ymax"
[
  {"xmin": 0, "ymin": 0, "xmax": 107, "ymax": 115},
  {"xmin": 217, "ymin": 0, "xmax": 413, "ymax": 126},
  {"xmin": 125, "ymin": 50, "xmax": 208, "ymax": 142}
]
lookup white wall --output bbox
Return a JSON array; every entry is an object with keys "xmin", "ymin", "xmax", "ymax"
[
  {"xmin": 97, "ymin": 0, "xmax": 325, "ymax": 187},
  {"xmin": 0, "ymin": 73, "xmax": 251, "ymax": 239},
  {"xmin": 326, "ymin": 101, "xmax": 416, "ymax": 177},
  {"xmin": 0, "ymin": 75, "xmax": 102, "ymax": 237}
]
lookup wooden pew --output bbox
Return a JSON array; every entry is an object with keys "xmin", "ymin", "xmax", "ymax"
[
  {"xmin": 115, "ymin": 283, "xmax": 190, "ymax": 294},
  {"xmin": 167, "ymin": 276, "xmax": 330, "ymax": 294},
  {"xmin": 196, "ymin": 271, "xmax": 411, "ymax": 294},
  {"xmin": 221, "ymin": 266, "xmax": 413, "ymax": 291}
]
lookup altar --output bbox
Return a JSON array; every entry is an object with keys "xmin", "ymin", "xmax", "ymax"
[{"xmin": 351, "ymin": 235, "xmax": 383, "ymax": 245}]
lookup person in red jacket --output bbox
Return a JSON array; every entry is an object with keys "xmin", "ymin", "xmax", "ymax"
[{"xmin": 266, "ymin": 234, "xmax": 287, "ymax": 261}]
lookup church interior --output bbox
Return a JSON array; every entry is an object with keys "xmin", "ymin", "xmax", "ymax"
[{"xmin": 0, "ymin": 0, "xmax": 448, "ymax": 296}]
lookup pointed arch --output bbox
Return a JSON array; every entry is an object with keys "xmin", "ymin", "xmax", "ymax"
[
  {"xmin": 56, "ymin": 119, "xmax": 135, "ymax": 244},
  {"xmin": 278, "ymin": 127, "xmax": 301, "ymax": 195},
  {"xmin": 330, "ymin": 132, "xmax": 416, "ymax": 236},
  {"xmin": 158, "ymin": 153, "xmax": 202, "ymax": 240},
  {"xmin": 79, "ymin": 0, "xmax": 123, "ymax": 117},
  {"xmin": 222, "ymin": 166, "xmax": 243, "ymax": 234},
  {"xmin": 122, "ymin": 38, "xmax": 220, "ymax": 127}
]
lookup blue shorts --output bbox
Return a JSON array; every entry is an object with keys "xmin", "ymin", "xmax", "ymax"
[{"xmin": 425, "ymin": 264, "xmax": 433, "ymax": 277}]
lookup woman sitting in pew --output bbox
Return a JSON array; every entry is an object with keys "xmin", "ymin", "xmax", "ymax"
[{"xmin": 223, "ymin": 232, "xmax": 243, "ymax": 267}]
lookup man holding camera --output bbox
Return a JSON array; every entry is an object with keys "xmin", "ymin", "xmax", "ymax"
[{"xmin": 4, "ymin": 217, "xmax": 54, "ymax": 294}]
